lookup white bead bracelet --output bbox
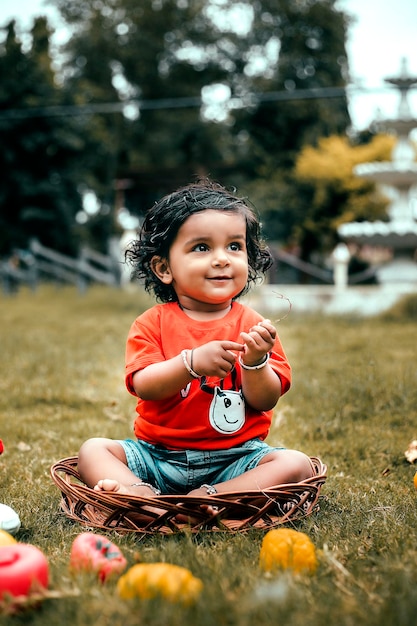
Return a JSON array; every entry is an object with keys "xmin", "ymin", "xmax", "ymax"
[
  {"xmin": 238, "ymin": 353, "xmax": 269, "ymax": 370},
  {"xmin": 131, "ymin": 481, "xmax": 161, "ymax": 495},
  {"xmin": 181, "ymin": 349, "xmax": 201, "ymax": 379}
]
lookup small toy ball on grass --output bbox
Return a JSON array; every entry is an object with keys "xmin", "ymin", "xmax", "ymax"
[
  {"xmin": 0, "ymin": 504, "xmax": 21, "ymax": 536},
  {"xmin": 0, "ymin": 543, "xmax": 49, "ymax": 601},
  {"xmin": 117, "ymin": 563, "xmax": 203, "ymax": 605},
  {"xmin": 259, "ymin": 528, "xmax": 318, "ymax": 575},
  {"xmin": 0, "ymin": 530, "xmax": 17, "ymax": 547},
  {"xmin": 70, "ymin": 532, "xmax": 127, "ymax": 582},
  {"xmin": 414, "ymin": 472, "xmax": 417, "ymax": 490},
  {"xmin": 0, "ymin": 441, "xmax": 22, "ymax": 537}
]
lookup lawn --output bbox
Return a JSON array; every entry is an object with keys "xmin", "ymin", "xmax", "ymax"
[{"xmin": 1, "ymin": 284, "xmax": 417, "ymax": 625}]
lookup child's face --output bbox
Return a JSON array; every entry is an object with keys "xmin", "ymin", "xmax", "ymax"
[{"xmin": 156, "ymin": 209, "xmax": 249, "ymax": 312}]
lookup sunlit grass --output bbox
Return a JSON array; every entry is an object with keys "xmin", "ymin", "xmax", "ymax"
[{"xmin": 1, "ymin": 284, "xmax": 417, "ymax": 625}]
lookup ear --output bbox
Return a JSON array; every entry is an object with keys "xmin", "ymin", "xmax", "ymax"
[{"xmin": 150, "ymin": 256, "xmax": 173, "ymax": 284}]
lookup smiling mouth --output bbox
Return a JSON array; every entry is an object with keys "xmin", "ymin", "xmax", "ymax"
[{"xmin": 224, "ymin": 414, "xmax": 238, "ymax": 424}]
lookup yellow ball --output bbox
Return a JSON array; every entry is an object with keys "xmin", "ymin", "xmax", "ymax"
[
  {"xmin": 117, "ymin": 562, "xmax": 203, "ymax": 605},
  {"xmin": 259, "ymin": 528, "xmax": 317, "ymax": 574},
  {"xmin": 0, "ymin": 529, "xmax": 17, "ymax": 547}
]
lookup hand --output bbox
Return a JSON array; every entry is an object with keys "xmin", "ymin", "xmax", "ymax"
[
  {"xmin": 239, "ymin": 319, "xmax": 276, "ymax": 366},
  {"xmin": 192, "ymin": 341, "xmax": 244, "ymax": 378}
]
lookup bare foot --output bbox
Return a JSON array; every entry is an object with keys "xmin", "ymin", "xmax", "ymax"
[
  {"xmin": 94, "ymin": 479, "xmax": 167, "ymax": 523},
  {"xmin": 94, "ymin": 479, "xmax": 155, "ymax": 497},
  {"xmin": 187, "ymin": 487, "xmax": 219, "ymax": 516},
  {"xmin": 175, "ymin": 487, "xmax": 219, "ymax": 524}
]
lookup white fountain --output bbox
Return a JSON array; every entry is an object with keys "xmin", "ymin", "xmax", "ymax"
[{"xmin": 339, "ymin": 58, "xmax": 417, "ymax": 283}]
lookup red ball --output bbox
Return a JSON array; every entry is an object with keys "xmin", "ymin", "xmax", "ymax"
[
  {"xmin": 70, "ymin": 532, "xmax": 127, "ymax": 582},
  {"xmin": 0, "ymin": 544, "xmax": 49, "ymax": 599}
]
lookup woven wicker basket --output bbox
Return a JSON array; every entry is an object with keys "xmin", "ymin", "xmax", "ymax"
[{"xmin": 50, "ymin": 456, "xmax": 327, "ymax": 534}]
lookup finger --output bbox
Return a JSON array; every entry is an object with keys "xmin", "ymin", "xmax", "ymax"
[
  {"xmin": 240, "ymin": 331, "xmax": 256, "ymax": 344},
  {"xmin": 222, "ymin": 341, "xmax": 245, "ymax": 352},
  {"xmin": 240, "ymin": 330, "xmax": 272, "ymax": 349},
  {"xmin": 249, "ymin": 323, "xmax": 276, "ymax": 340},
  {"xmin": 255, "ymin": 319, "xmax": 275, "ymax": 330},
  {"xmin": 240, "ymin": 333, "xmax": 264, "ymax": 352}
]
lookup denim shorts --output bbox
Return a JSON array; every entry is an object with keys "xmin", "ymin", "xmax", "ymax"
[{"xmin": 117, "ymin": 438, "xmax": 285, "ymax": 495}]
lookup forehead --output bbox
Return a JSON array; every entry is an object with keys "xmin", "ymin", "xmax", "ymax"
[{"xmin": 178, "ymin": 209, "xmax": 246, "ymax": 237}]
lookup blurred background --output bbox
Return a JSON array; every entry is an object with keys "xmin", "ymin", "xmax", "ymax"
[{"xmin": 1, "ymin": 0, "xmax": 416, "ymax": 304}]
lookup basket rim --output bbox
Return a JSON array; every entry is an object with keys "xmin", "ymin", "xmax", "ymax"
[{"xmin": 50, "ymin": 455, "xmax": 327, "ymax": 534}]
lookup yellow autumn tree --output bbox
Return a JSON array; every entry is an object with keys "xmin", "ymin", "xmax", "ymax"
[
  {"xmin": 287, "ymin": 133, "xmax": 396, "ymax": 261},
  {"xmin": 295, "ymin": 133, "xmax": 395, "ymax": 228}
]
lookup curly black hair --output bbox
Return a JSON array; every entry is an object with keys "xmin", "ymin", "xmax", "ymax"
[{"xmin": 125, "ymin": 178, "xmax": 273, "ymax": 302}]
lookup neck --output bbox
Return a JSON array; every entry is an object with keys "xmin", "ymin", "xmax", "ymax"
[{"xmin": 178, "ymin": 302, "xmax": 232, "ymax": 320}]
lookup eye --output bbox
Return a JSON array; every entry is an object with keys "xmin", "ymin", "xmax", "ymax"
[
  {"xmin": 228, "ymin": 242, "xmax": 243, "ymax": 252},
  {"xmin": 192, "ymin": 243, "xmax": 209, "ymax": 252}
]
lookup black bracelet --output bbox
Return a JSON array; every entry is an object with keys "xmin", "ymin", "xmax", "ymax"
[
  {"xmin": 190, "ymin": 348, "xmax": 196, "ymax": 373},
  {"xmin": 181, "ymin": 349, "xmax": 200, "ymax": 379}
]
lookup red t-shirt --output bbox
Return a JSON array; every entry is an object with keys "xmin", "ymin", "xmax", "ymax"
[{"xmin": 125, "ymin": 301, "xmax": 291, "ymax": 450}]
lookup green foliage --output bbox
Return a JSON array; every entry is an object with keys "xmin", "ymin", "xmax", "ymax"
[
  {"xmin": 1, "ymin": 285, "xmax": 417, "ymax": 625},
  {"xmin": 1, "ymin": 0, "xmax": 356, "ymax": 258},
  {"xmin": 235, "ymin": 0, "xmax": 350, "ymax": 168},
  {"xmin": 0, "ymin": 19, "xmax": 83, "ymax": 256},
  {"xmin": 57, "ymin": 0, "xmax": 230, "ymax": 176}
]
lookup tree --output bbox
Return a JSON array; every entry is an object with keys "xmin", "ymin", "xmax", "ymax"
[
  {"xmin": 53, "ymin": 0, "xmax": 353, "ymax": 224},
  {"xmin": 53, "ymin": 0, "xmax": 232, "ymax": 216},
  {"xmin": 0, "ymin": 0, "xmax": 356, "ymax": 261},
  {"xmin": 223, "ymin": 0, "xmax": 352, "ymax": 253},
  {"xmin": 216, "ymin": 0, "xmax": 350, "ymax": 165},
  {"xmin": 0, "ymin": 18, "xmax": 83, "ymax": 256},
  {"xmin": 291, "ymin": 133, "xmax": 395, "ymax": 261}
]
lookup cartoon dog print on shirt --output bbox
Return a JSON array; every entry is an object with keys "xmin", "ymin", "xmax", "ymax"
[
  {"xmin": 208, "ymin": 386, "xmax": 245, "ymax": 433},
  {"xmin": 200, "ymin": 369, "xmax": 245, "ymax": 434}
]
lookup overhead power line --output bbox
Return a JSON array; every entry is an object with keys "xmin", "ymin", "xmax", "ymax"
[{"xmin": 0, "ymin": 84, "xmax": 412, "ymax": 121}]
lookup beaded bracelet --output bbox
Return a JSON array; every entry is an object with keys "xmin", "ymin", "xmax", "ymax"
[
  {"xmin": 131, "ymin": 481, "xmax": 161, "ymax": 495},
  {"xmin": 181, "ymin": 349, "xmax": 201, "ymax": 379},
  {"xmin": 200, "ymin": 483, "xmax": 217, "ymax": 495},
  {"xmin": 239, "ymin": 353, "xmax": 269, "ymax": 370}
]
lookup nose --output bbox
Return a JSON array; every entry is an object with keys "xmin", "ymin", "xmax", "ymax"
[{"xmin": 212, "ymin": 248, "xmax": 230, "ymax": 267}]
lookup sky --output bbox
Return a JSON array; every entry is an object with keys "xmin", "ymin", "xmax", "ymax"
[{"xmin": 0, "ymin": 0, "xmax": 416, "ymax": 131}]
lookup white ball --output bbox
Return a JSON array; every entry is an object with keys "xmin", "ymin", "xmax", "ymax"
[{"xmin": 0, "ymin": 503, "xmax": 21, "ymax": 535}]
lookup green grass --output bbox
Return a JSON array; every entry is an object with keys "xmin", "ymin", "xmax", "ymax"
[{"xmin": 1, "ymin": 284, "xmax": 417, "ymax": 625}]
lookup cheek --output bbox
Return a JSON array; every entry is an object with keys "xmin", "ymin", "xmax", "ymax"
[{"xmin": 238, "ymin": 260, "xmax": 249, "ymax": 278}]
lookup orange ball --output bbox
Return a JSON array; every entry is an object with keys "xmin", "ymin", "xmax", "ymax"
[
  {"xmin": 0, "ymin": 529, "xmax": 17, "ymax": 547},
  {"xmin": 259, "ymin": 528, "xmax": 318, "ymax": 574},
  {"xmin": 413, "ymin": 472, "xmax": 417, "ymax": 489}
]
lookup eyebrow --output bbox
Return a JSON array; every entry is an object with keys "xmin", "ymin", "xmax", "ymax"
[{"xmin": 186, "ymin": 233, "xmax": 246, "ymax": 244}]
